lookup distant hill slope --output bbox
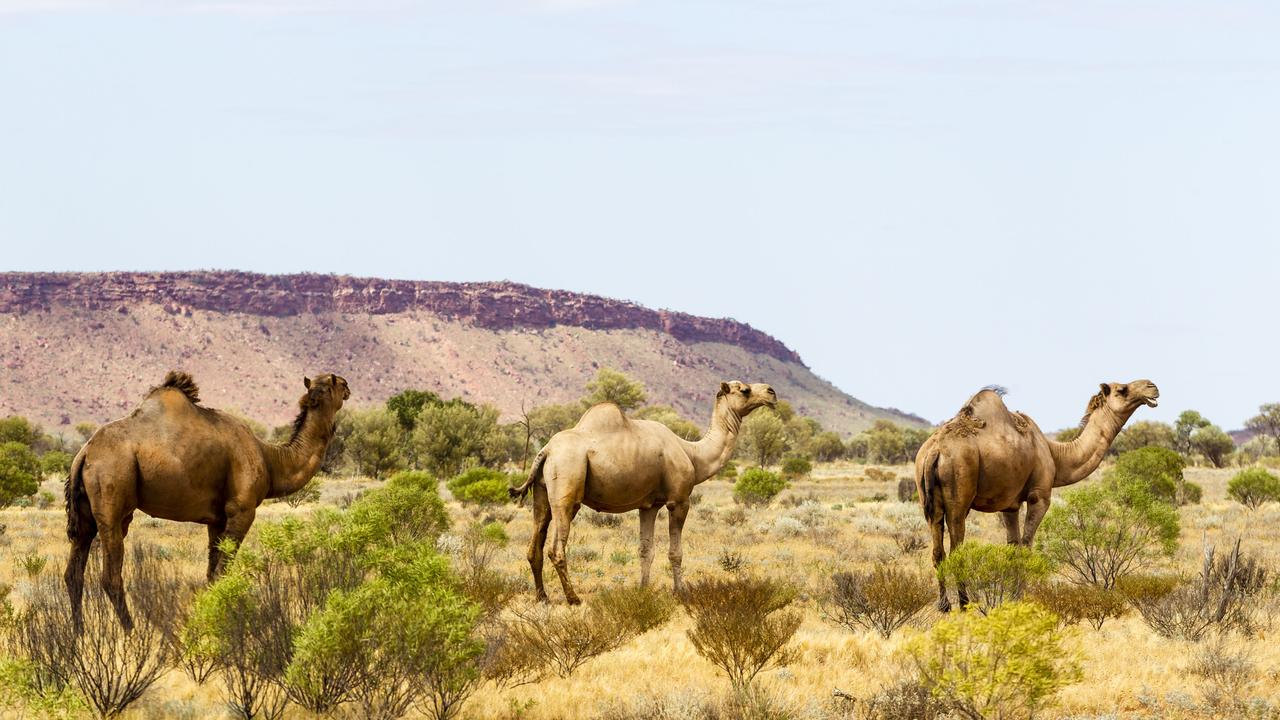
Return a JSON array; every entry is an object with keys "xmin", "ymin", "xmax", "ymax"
[{"xmin": 0, "ymin": 272, "xmax": 925, "ymax": 435}]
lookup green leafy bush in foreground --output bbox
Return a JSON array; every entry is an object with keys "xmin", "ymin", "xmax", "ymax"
[
  {"xmin": 907, "ymin": 601, "xmax": 1082, "ymax": 720},
  {"xmin": 937, "ymin": 543, "xmax": 1051, "ymax": 613},
  {"xmin": 733, "ymin": 468, "xmax": 788, "ymax": 507}
]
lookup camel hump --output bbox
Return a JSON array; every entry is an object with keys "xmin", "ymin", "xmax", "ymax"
[
  {"xmin": 158, "ymin": 371, "xmax": 200, "ymax": 404},
  {"xmin": 574, "ymin": 403, "xmax": 630, "ymax": 432}
]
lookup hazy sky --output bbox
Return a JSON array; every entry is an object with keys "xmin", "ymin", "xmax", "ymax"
[{"xmin": 2, "ymin": 1, "xmax": 1278, "ymax": 430}]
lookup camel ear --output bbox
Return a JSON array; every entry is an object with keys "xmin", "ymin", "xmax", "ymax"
[
  {"xmin": 304, "ymin": 377, "xmax": 312, "ymax": 390},
  {"xmin": 718, "ymin": 382, "xmax": 731, "ymax": 397},
  {"xmin": 1098, "ymin": 383, "xmax": 1111, "ymax": 396}
]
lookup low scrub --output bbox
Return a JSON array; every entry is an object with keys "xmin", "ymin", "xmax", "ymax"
[
  {"xmin": 680, "ymin": 576, "xmax": 801, "ymax": 693},
  {"xmin": 489, "ymin": 587, "xmax": 675, "ymax": 686},
  {"xmin": 823, "ymin": 566, "xmax": 933, "ymax": 638},
  {"xmin": 937, "ymin": 543, "xmax": 1051, "ymax": 613},
  {"xmin": 1121, "ymin": 539, "xmax": 1269, "ymax": 641},
  {"xmin": 1026, "ymin": 582, "xmax": 1128, "ymax": 630},
  {"xmin": 906, "ymin": 601, "xmax": 1082, "ymax": 720}
]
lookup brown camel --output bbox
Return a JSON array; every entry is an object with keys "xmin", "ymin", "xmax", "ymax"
[
  {"xmin": 510, "ymin": 381, "xmax": 776, "ymax": 604},
  {"xmin": 64, "ymin": 371, "xmax": 349, "ymax": 630},
  {"xmin": 916, "ymin": 380, "xmax": 1158, "ymax": 611}
]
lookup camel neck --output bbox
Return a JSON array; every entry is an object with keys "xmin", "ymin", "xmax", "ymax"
[
  {"xmin": 1047, "ymin": 405, "xmax": 1130, "ymax": 487},
  {"xmin": 263, "ymin": 406, "xmax": 335, "ymax": 498},
  {"xmin": 683, "ymin": 400, "xmax": 741, "ymax": 482}
]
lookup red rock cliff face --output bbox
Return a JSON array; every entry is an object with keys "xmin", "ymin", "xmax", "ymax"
[{"xmin": 0, "ymin": 272, "xmax": 804, "ymax": 365}]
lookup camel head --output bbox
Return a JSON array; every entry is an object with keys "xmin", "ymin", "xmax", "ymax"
[
  {"xmin": 717, "ymin": 381, "xmax": 777, "ymax": 419},
  {"xmin": 1085, "ymin": 379, "xmax": 1159, "ymax": 425},
  {"xmin": 301, "ymin": 373, "xmax": 351, "ymax": 414}
]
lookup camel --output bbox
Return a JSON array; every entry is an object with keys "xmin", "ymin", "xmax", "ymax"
[
  {"xmin": 916, "ymin": 380, "xmax": 1158, "ymax": 611},
  {"xmin": 64, "ymin": 371, "xmax": 349, "ymax": 630},
  {"xmin": 509, "ymin": 381, "xmax": 777, "ymax": 604}
]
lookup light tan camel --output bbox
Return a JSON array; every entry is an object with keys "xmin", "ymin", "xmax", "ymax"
[
  {"xmin": 915, "ymin": 380, "xmax": 1158, "ymax": 611},
  {"xmin": 510, "ymin": 381, "xmax": 776, "ymax": 604},
  {"xmin": 64, "ymin": 371, "xmax": 349, "ymax": 630}
]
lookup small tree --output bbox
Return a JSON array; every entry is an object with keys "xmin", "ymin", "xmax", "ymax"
[
  {"xmin": 1107, "ymin": 447, "xmax": 1196, "ymax": 505},
  {"xmin": 1226, "ymin": 468, "xmax": 1280, "ymax": 509},
  {"xmin": 0, "ymin": 416, "xmax": 41, "ymax": 448},
  {"xmin": 446, "ymin": 468, "xmax": 516, "ymax": 506},
  {"xmin": 0, "ymin": 441, "xmax": 40, "ymax": 508},
  {"xmin": 632, "ymin": 405, "xmax": 701, "ymax": 441},
  {"xmin": 344, "ymin": 407, "xmax": 405, "ymax": 479},
  {"xmin": 411, "ymin": 403, "xmax": 503, "ymax": 477},
  {"xmin": 39, "ymin": 450, "xmax": 73, "ymax": 478},
  {"xmin": 739, "ymin": 412, "xmax": 787, "ymax": 467},
  {"xmin": 733, "ymin": 468, "xmax": 787, "ymax": 507},
  {"xmin": 1173, "ymin": 410, "xmax": 1211, "ymax": 456},
  {"xmin": 780, "ymin": 454, "xmax": 812, "ymax": 480},
  {"xmin": 386, "ymin": 389, "xmax": 444, "ymax": 431},
  {"xmin": 907, "ymin": 601, "xmax": 1082, "ymax": 720},
  {"xmin": 1110, "ymin": 421, "xmax": 1177, "ymax": 456},
  {"xmin": 1244, "ymin": 403, "xmax": 1280, "ymax": 456},
  {"xmin": 1037, "ymin": 480, "xmax": 1179, "ymax": 589},
  {"xmin": 810, "ymin": 431, "xmax": 846, "ymax": 462},
  {"xmin": 1191, "ymin": 425, "xmax": 1235, "ymax": 469},
  {"xmin": 582, "ymin": 368, "xmax": 646, "ymax": 411}
]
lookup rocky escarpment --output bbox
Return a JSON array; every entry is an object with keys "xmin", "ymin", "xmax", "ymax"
[{"xmin": 0, "ymin": 272, "xmax": 802, "ymax": 365}]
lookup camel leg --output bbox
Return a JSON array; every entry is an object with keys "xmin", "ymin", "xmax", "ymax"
[
  {"xmin": 98, "ymin": 523, "xmax": 132, "ymax": 631},
  {"xmin": 666, "ymin": 501, "xmax": 691, "ymax": 594},
  {"xmin": 64, "ymin": 517, "xmax": 98, "ymax": 634},
  {"xmin": 945, "ymin": 509, "xmax": 969, "ymax": 609},
  {"xmin": 526, "ymin": 483, "xmax": 552, "ymax": 602},
  {"xmin": 1020, "ymin": 487, "xmax": 1052, "ymax": 546},
  {"xmin": 221, "ymin": 504, "xmax": 257, "ymax": 558},
  {"xmin": 638, "ymin": 506, "xmax": 659, "ymax": 588},
  {"xmin": 929, "ymin": 516, "xmax": 949, "ymax": 612},
  {"xmin": 548, "ymin": 502, "xmax": 582, "ymax": 605},
  {"xmin": 206, "ymin": 520, "xmax": 227, "ymax": 582},
  {"xmin": 1001, "ymin": 509, "xmax": 1021, "ymax": 545}
]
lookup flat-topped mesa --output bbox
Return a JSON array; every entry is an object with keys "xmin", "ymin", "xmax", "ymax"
[{"xmin": 0, "ymin": 271, "xmax": 803, "ymax": 365}]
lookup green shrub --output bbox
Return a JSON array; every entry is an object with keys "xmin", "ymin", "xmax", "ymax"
[
  {"xmin": 907, "ymin": 601, "xmax": 1082, "ymax": 720},
  {"xmin": 780, "ymin": 454, "xmax": 812, "ymax": 480},
  {"xmin": 447, "ymin": 467, "xmax": 517, "ymax": 506},
  {"xmin": 937, "ymin": 543, "xmax": 1051, "ymax": 613},
  {"xmin": 1106, "ymin": 447, "xmax": 1197, "ymax": 505},
  {"xmin": 824, "ymin": 566, "xmax": 933, "ymax": 638},
  {"xmin": 1037, "ymin": 479, "xmax": 1179, "ymax": 589},
  {"xmin": 733, "ymin": 468, "xmax": 788, "ymax": 507},
  {"xmin": 38, "ymin": 450, "xmax": 73, "ymax": 478},
  {"xmin": 348, "ymin": 470, "xmax": 450, "ymax": 545},
  {"xmin": 1226, "ymin": 467, "xmax": 1280, "ymax": 509},
  {"xmin": 0, "ymin": 441, "xmax": 40, "ymax": 509},
  {"xmin": 718, "ymin": 461, "xmax": 738, "ymax": 480}
]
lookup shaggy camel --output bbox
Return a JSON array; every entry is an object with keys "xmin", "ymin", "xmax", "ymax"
[
  {"xmin": 916, "ymin": 380, "xmax": 1159, "ymax": 611},
  {"xmin": 510, "ymin": 381, "xmax": 777, "ymax": 604},
  {"xmin": 64, "ymin": 371, "xmax": 349, "ymax": 630}
]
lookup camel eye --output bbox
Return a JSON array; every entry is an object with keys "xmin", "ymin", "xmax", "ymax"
[
  {"xmin": 742, "ymin": 388, "xmax": 751, "ymax": 396},
  {"xmin": 1118, "ymin": 387, "xmax": 1129, "ymax": 396}
]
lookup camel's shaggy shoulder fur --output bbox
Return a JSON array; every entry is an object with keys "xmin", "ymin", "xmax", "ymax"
[{"xmin": 157, "ymin": 370, "xmax": 201, "ymax": 404}]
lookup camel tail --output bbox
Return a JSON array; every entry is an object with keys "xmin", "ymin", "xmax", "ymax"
[
  {"xmin": 509, "ymin": 450, "xmax": 547, "ymax": 507},
  {"xmin": 918, "ymin": 445, "xmax": 944, "ymax": 526},
  {"xmin": 160, "ymin": 370, "xmax": 200, "ymax": 404},
  {"xmin": 64, "ymin": 451, "xmax": 91, "ymax": 541}
]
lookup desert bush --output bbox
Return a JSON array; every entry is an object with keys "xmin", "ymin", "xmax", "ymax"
[
  {"xmin": 810, "ymin": 431, "xmax": 846, "ymax": 462},
  {"xmin": 893, "ymin": 530, "xmax": 927, "ymax": 555},
  {"xmin": 721, "ymin": 507, "xmax": 747, "ymax": 527},
  {"xmin": 342, "ymin": 407, "xmax": 406, "ymax": 479},
  {"xmin": 907, "ymin": 601, "xmax": 1081, "ymax": 720},
  {"xmin": 780, "ymin": 454, "xmax": 812, "ymax": 479},
  {"xmin": 733, "ymin": 468, "xmax": 787, "ymax": 507},
  {"xmin": 853, "ymin": 679, "xmax": 949, "ymax": 720},
  {"xmin": 896, "ymin": 477, "xmax": 916, "ymax": 502},
  {"xmin": 349, "ymin": 470, "xmax": 450, "ymax": 545},
  {"xmin": 583, "ymin": 508, "xmax": 623, "ymax": 528},
  {"xmin": 0, "ymin": 441, "xmax": 40, "ymax": 508},
  {"xmin": 718, "ymin": 461, "xmax": 738, "ymax": 480},
  {"xmin": 739, "ymin": 412, "xmax": 788, "ymax": 468},
  {"xmin": 411, "ymin": 402, "xmax": 506, "ymax": 478},
  {"xmin": 447, "ymin": 467, "xmax": 516, "ymax": 506},
  {"xmin": 39, "ymin": 450, "xmax": 73, "ymax": 477},
  {"xmin": 1123, "ymin": 540, "xmax": 1269, "ymax": 641},
  {"xmin": 824, "ymin": 566, "xmax": 933, "ymax": 638},
  {"xmin": 16, "ymin": 553, "xmax": 47, "ymax": 579},
  {"xmin": 490, "ymin": 587, "xmax": 675, "ymax": 686},
  {"xmin": 863, "ymin": 467, "xmax": 895, "ymax": 483},
  {"xmin": 680, "ymin": 576, "xmax": 801, "ymax": 693},
  {"xmin": 1227, "ymin": 467, "xmax": 1280, "ymax": 509},
  {"xmin": 1189, "ymin": 636, "xmax": 1258, "ymax": 712},
  {"xmin": 12, "ymin": 549, "xmax": 183, "ymax": 719},
  {"xmin": 452, "ymin": 523, "xmax": 521, "ymax": 624},
  {"xmin": 1026, "ymin": 582, "xmax": 1128, "ymax": 630},
  {"xmin": 1107, "ymin": 447, "xmax": 1199, "ymax": 505},
  {"xmin": 718, "ymin": 549, "xmax": 746, "ymax": 573},
  {"xmin": 0, "ymin": 658, "xmax": 86, "ymax": 717},
  {"xmin": 583, "ymin": 367, "xmax": 647, "ymax": 411},
  {"xmin": 1037, "ymin": 479, "xmax": 1179, "ymax": 589},
  {"xmin": 937, "ymin": 543, "xmax": 1051, "ymax": 613}
]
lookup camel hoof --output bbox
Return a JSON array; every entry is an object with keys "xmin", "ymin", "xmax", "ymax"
[
  {"xmin": 535, "ymin": 592, "xmax": 550, "ymax": 604},
  {"xmin": 566, "ymin": 595, "xmax": 582, "ymax": 606}
]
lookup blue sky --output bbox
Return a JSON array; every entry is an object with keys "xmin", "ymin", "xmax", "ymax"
[{"xmin": 2, "ymin": 1, "xmax": 1278, "ymax": 430}]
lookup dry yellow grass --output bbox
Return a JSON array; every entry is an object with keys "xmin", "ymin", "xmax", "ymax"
[{"xmin": 2, "ymin": 462, "xmax": 1279, "ymax": 719}]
